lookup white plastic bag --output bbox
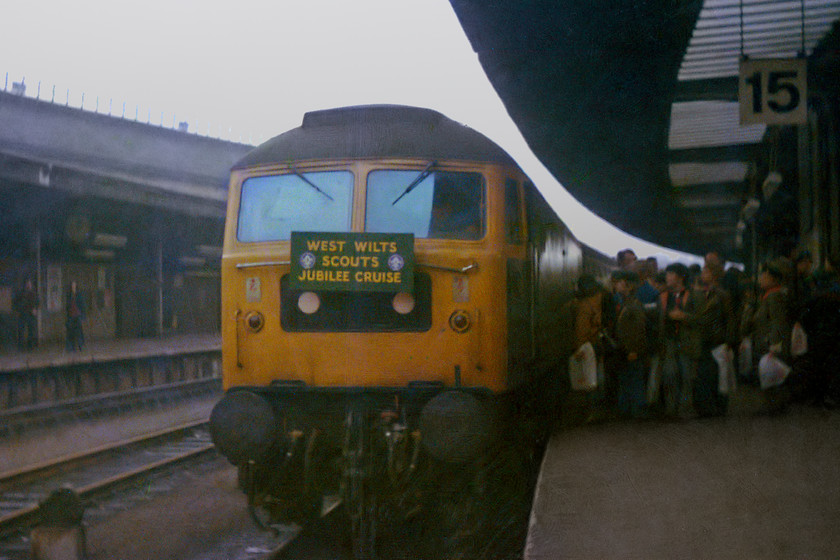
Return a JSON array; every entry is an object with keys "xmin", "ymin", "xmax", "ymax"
[
  {"xmin": 739, "ymin": 337, "xmax": 753, "ymax": 377},
  {"xmin": 713, "ymin": 344, "xmax": 737, "ymax": 394},
  {"xmin": 791, "ymin": 322, "xmax": 808, "ymax": 357},
  {"xmin": 569, "ymin": 342, "xmax": 597, "ymax": 391},
  {"xmin": 758, "ymin": 353, "xmax": 791, "ymax": 389}
]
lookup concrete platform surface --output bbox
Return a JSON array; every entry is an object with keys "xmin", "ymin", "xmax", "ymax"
[
  {"xmin": 0, "ymin": 333, "xmax": 221, "ymax": 373},
  {"xmin": 525, "ymin": 403, "xmax": 840, "ymax": 559}
]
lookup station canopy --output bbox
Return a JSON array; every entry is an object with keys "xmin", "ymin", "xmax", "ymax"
[{"xmin": 449, "ymin": 0, "xmax": 840, "ymax": 260}]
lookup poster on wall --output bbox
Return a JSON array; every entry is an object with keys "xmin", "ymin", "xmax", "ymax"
[{"xmin": 47, "ymin": 265, "xmax": 62, "ymax": 312}]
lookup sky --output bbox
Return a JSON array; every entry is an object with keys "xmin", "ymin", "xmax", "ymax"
[{"xmin": 1, "ymin": 0, "xmax": 701, "ymax": 264}]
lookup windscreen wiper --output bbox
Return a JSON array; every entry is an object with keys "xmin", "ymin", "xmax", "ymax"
[
  {"xmin": 290, "ymin": 165, "xmax": 334, "ymax": 201},
  {"xmin": 391, "ymin": 161, "xmax": 436, "ymax": 205}
]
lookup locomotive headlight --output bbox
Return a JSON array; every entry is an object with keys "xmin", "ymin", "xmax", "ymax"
[
  {"xmin": 245, "ymin": 311, "xmax": 264, "ymax": 332},
  {"xmin": 297, "ymin": 291, "xmax": 320, "ymax": 314},
  {"xmin": 392, "ymin": 292, "xmax": 415, "ymax": 314},
  {"xmin": 449, "ymin": 310, "xmax": 471, "ymax": 333}
]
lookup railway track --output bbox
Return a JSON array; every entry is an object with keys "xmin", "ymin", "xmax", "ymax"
[
  {"xmin": 0, "ymin": 421, "xmax": 214, "ymax": 537},
  {"xmin": 0, "ymin": 377, "xmax": 221, "ymax": 439},
  {"xmin": 0, "ymin": 419, "xmax": 325, "ymax": 560},
  {"xmin": 0, "ymin": 419, "xmax": 535, "ymax": 559}
]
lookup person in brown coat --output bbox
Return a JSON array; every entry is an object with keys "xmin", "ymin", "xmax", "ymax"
[
  {"xmin": 744, "ymin": 257, "xmax": 793, "ymax": 413},
  {"xmin": 614, "ymin": 270, "xmax": 647, "ymax": 417},
  {"xmin": 694, "ymin": 262, "xmax": 737, "ymax": 416},
  {"xmin": 572, "ymin": 275, "xmax": 603, "ymax": 355},
  {"xmin": 567, "ymin": 274, "xmax": 605, "ymax": 423}
]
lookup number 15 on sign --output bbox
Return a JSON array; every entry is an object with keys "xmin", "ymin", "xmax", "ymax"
[{"xmin": 739, "ymin": 58, "xmax": 807, "ymax": 126}]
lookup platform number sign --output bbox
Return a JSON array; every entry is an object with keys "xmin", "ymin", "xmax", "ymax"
[{"xmin": 739, "ymin": 58, "xmax": 807, "ymax": 126}]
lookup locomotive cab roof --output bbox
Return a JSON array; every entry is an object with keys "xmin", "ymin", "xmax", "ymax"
[{"xmin": 233, "ymin": 105, "xmax": 517, "ymax": 169}]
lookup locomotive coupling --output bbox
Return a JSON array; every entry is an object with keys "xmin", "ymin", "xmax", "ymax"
[
  {"xmin": 210, "ymin": 391, "xmax": 279, "ymax": 465},
  {"xmin": 419, "ymin": 390, "xmax": 495, "ymax": 463}
]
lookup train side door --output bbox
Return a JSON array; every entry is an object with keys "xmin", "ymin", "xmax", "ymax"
[
  {"xmin": 523, "ymin": 182, "xmax": 572, "ymax": 372},
  {"xmin": 504, "ymin": 178, "xmax": 532, "ymax": 386}
]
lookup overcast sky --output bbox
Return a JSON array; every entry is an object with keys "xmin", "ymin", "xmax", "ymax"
[{"xmin": 1, "ymin": 0, "xmax": 700, "ymax": 263}]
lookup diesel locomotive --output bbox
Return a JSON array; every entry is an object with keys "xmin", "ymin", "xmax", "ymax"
[{"xmin": 209, "ymin": 105, "xmax": 611, "ymax": 555}]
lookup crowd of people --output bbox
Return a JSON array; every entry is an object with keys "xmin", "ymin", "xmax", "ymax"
[{"xmin": 564, "ymin": 247, "xmax": 840, "ymax": 424}]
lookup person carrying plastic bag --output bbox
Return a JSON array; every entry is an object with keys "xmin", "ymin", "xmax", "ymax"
[
  {"xmin": 743, "ymin": 257, "xmax": 794, "ymax": 414},
  {"xmin": 694, "ymin": 261, "xmax": 737, "ymax": 417},
  {"xmin": 565, "ymin": 275, "xmax": 606, "ymax": 424}
]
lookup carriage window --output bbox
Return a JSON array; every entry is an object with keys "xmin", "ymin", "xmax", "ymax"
[
  {"xmin": 237, "ymin": 171, "xmax": 353, "ymax": 242},
  {"xmin": 365, "ymin": 170, "xmax": 484, "ymax": 240},
  {"xmin": 504, "ymin": 178, "xmax": 524, "ymax": 244}
]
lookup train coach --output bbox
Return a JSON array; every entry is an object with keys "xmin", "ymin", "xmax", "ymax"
[{"xmin": 209, "ymin": 105, "xmax": 612, "ymax": 555}]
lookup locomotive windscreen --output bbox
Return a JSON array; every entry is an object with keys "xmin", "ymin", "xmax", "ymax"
[
  {"xmin": 365, "ymin": 170, "xmax": 484, "ymax": 240},
  {"xmin": 237, "ymin": 171, "xmax": 354, "ymax": 242}
]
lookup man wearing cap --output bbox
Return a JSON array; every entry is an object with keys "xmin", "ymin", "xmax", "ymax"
[
  {"xmin": 694, "ymin": 261, "xmax": 736, "ymax": 416},
  {"xmin": 744, "ymin": 257, "xmax": 793, "ymax": 413},
  {"xmin": 752, "ymin": 258, "xmax": 793, "ymax": 358}
]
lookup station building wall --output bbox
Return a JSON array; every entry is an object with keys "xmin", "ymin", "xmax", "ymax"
[
  {"xmin": 0, "ymin": 257, "xmax": 220, "ymax": 351},
  {"xmin": 0, "ymin": 258, "xmax": 116, "ymax": 348}
]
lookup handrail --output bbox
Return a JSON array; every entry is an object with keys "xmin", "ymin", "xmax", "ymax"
[
  {"xmin": 416, "ymin": 262, "xmax": 478, "ymax": 274},
  {"xmin": 235, "ymin": 260, "xmax": 290, "ymax": 269}
]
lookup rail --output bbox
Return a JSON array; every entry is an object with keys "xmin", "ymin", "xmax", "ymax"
[{"xmin": 0, "ymin": 422, "xmax": 214, "ymax": 536}]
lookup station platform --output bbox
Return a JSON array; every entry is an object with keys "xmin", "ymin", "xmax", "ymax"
[
  {"xmin": 0, "ymin": 333, "xmax": 221, "ymax": 374},
  {"xmin": 0, "ymin": 333, "xmax": 222, "ymax": 412},
  {"xmin": 525, "ymin": 388, "xmax": 840, "ymax": 559},
  {"xmin": 0, "ymin": 333, "xmax": 223, "ymax": 476}
]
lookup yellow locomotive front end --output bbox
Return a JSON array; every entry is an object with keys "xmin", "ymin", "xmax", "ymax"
[
  {"xmin": 221, "ymin": 159, "xmax": 518, "ymax": 395},
  {"xmin": 209, "ymin": 106, "xmax": 537, "ymax": 555}
]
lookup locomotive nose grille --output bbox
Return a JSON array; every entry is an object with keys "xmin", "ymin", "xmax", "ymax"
[{"xmin": 280, "ymin": 272, "xmax": 431, "ymax": 332}]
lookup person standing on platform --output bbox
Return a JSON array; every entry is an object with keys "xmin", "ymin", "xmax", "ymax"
[
  {"xmin": 694, "ymin": 262, "xmax": 736, "ymax": 417},
  {"xmin": 789, "ymin": 250, "xmax": 817, "ymax": 399},
  {"xmin": 568, "ymin": 274, "xmax": 605, "ymax": 423},
  {"xmin": 13, "ymin": 278, "xmax": 38, "ymax": 351},
  {"xmin": 636, "ymin": 258, "xmax": 660, "ymax": 306},
  {"xmin": 636, "ymin": 259, "xmax": 661, "ymax": 389},
  {"xmin": 658, "ymin": 263, "xmax": 700, "ymax": 419},
  {"xmin": 744, "ymin": 258, "xmax": 794, "ymax": 413},
  {"xmin": 705, "ymin": 250, "xmax": 724, "ymax": 271},
  {"xmin": 616, "ymin": 249, "xmax": 638, "ymax": 272},
  {"xmin": 688, "ymin": 263, "xmax": 702, "ymax": 291},
  {"xmin": 614, "ymin": 270, "xmax": 648, "ymax": 418},
  {"xmin": 798, "ymin": 266, "xmax": 840, "ymax": 407},
  {"xmin": 792, "ymin": 250, "xmax": 816, "ymax": 315},
  {"xmin": 65, "ymin": 281, "xmax": 86, "ymax": 352}
]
